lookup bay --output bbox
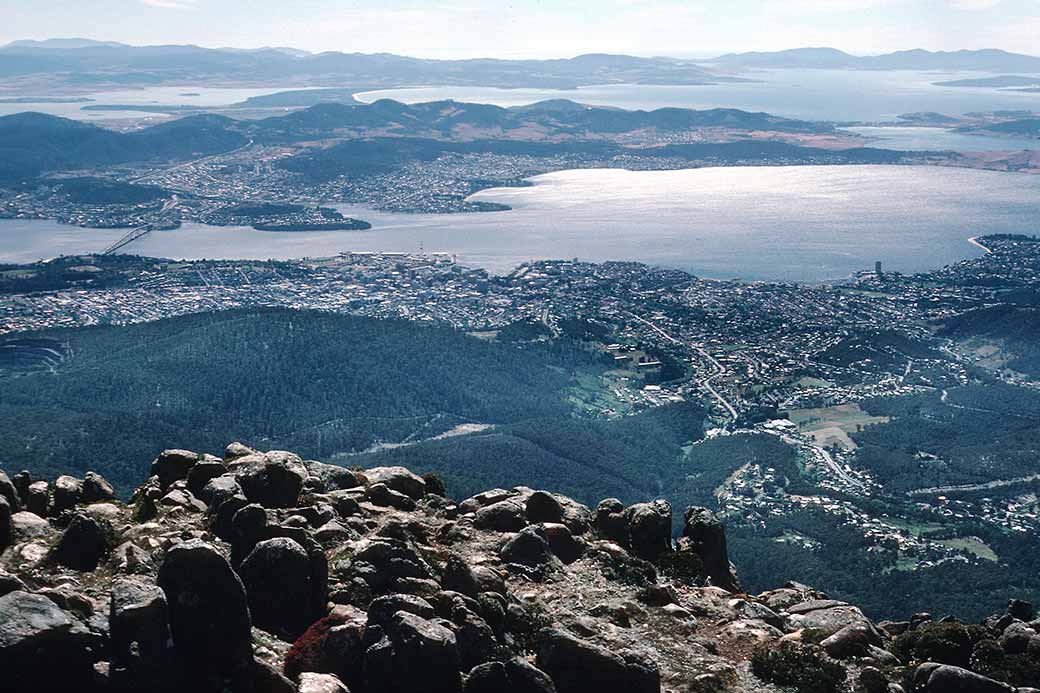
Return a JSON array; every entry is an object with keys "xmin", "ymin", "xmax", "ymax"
[
  {"xmin": 355, "ymin": 69, "xmax": 1040, "ymax": 124},
  {"xmin": 2, "ymin": 165, "xmax": 1038, "ymax": 282}
]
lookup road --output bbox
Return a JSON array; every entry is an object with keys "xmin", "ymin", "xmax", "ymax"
[
  {"xmin": 627, "ymin": 312, "xmax": 738, "ymax": 421},
  {"xmin": 908, "ymin": 473, "xmax": 1040, "ymax": 497},
  {"xmin": 774, "ymin": 432, "xmax": 865, "ymax": 489}
]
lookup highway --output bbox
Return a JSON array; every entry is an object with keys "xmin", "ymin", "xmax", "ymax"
[
  {"xmin": 101, "ymin": 197, "xmax": 181, "ymax": 255},
  {"xmin": 627, "ymin": 312, "xmax": 739, "ymax": 421},
  {"xmin": 772, "ymin": 431, "xmax": 865, "ymax": 490}
]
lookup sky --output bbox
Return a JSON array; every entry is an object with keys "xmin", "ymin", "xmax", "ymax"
[{"xmin": 2, "ymin": 0, "xmax": 1040, "ymax": 59}]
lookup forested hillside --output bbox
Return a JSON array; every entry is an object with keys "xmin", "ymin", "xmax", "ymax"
[{"xmin": 0, "ymin": 308, "xmax": 615, "ymax": 491}]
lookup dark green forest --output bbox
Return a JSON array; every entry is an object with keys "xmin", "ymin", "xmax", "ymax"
[
  {"xmin": 0, "ymin": 308, "xmax": 613, "ymax": 491},
  {"xmin": 851, "ymin": 383, "xmax": 1040, "ymax": 492}
]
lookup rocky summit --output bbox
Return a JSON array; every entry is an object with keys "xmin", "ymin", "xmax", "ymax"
[{"xmin": 1, "ymin": 448, "xmax": 1039, "ymax": 693}]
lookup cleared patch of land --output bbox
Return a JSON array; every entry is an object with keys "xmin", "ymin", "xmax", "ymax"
[
  {"xmin": 786, "ymin": 402, "xmax": 890, "ymax": 450},
  {"xmin": 939, "ymin": 536, "xmax": 999, "ymax": 562}
]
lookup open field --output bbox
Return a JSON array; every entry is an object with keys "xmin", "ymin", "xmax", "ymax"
[{"xmin": 786, "ymin": 402, "xmax": 890, "ymax": 450}]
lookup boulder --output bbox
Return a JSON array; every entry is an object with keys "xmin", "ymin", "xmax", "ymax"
[
  {"xmin": 157, "ymin": 539, "xmax": 254, "ymax": 687},
  {"xmin": 185, "ymin": 460, "xmax": 227, "ymax": 497},
  {"xmin": 501, "ymin": 526, "xmax": 556, "ymax": 569},
  {"xmin": 224, "ymin": 441, "xmax": 255, "ymax": 461},
  {"xmin": 53, "ymin": 513, "xmax": 108, "ymax": 571},
  {"xmin": 150, "ymin": 449, "xmax": 199, "ymax": 489},
  {"xmin": 913, "ymin": 663, "xmax": 1014, "ymax": 693},
  {"xmin": 535, "ymin": 628, "xmax": 659, "ymax": 693},
  {"xmin": 81, "ymin": 471, "xmax": 116, "ymax": 503},
  {"xmin": 1007, "ymin": 599, "xmax": 1035, "ymax": 622},
  {"xmin": 526, "ymin": 491, "xmax": 565, "ymax": 524},
  {"xmin": 679, "ymin": 507, "xmax": 739, "ymax": 591},
  {"xmin": 367, "ymin": 593, "xmax": 436, "ymax": 629},
  {"xmin": 539, "ymin": 522, "xmax": 583, "ymax": 563},
  {"xmin": 237, "ymin": 455, "xmax": 308, "ymax": 508},
  {"xmin": 0, "ymin": 496, "xmax": 10, "ymax": 551},
  {"xmin": 306, "ymin": 461, "xmax": 364, "ymax": 492},
  {"xmin": 367, "ymin": 611, "xmax": 463, "ymax": 693},
  {"xmin": 466, "ymin": 658, "xmax": 557, "ymax": 693},
  {"xmin": 364, "ymin": 466, "xmax": 426, "ymax": 500},
  {"xmin": 367, "ymin": 482, "xmax": 417, "ymax": 510},
  {"xmin": 0, "ymin": 572, "xmax": 27, "ymax": 598},
  {"xmin": 51, "ymin": 474, "xmax": 83, "ymax": 513},
  {"xmin": 820, "ymin": 623, "xmax": 880, "ymax": 659},
  {"xmin": 200, "ymin": 475, "xmax": 242, "ymax": 508},
  {"xmin": 9, "ymin": 510, "xmax": 50, "ymax": 539},
  {"xmin": 0, "ymin": 470, "xmax": 19, "ymax": 512},
  {"xmin": 26, "ymin": 480, "xmax": 49, "ymax": 516},
  {"xmin": 0, "ymin": 590, "xmax": 103, "ymax": 692},
  {"xmin": 473, "ymin": 500, "xmax": 527, "ymax": 532},
  {"xmin": 787, "ymin": 601, "xmax": 874, "ymax": 637},
  {"xmin": 110, "ymin": 578, "xmax": 172, "ymax": 684},
  {"xmin": 1000, "ymin": 621, "xmax": 1038, "ymax": 654},
  {"xmin": 239, "ymin": 537, "xmax": 325, "ymax": 639},
  {"xmin": 595, "ymin": 498, "xmax": 628, "ymax": 544},
  {"xmin": 624, "ymin": 500, "xmax": 672, "ymax": 561},
  {"xmin": 299, "ymin": 672, "xmax": 351, "ymax": 693}
]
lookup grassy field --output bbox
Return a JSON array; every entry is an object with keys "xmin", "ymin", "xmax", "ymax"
[
  {"xmin": 786, "ymin": 403, "xmax": 890, "ymax": 450},
  {"xmin": 939, "ymin": 536, "xmax": 999, "ymax": 562}
]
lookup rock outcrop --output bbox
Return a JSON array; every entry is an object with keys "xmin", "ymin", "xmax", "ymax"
[{"xmin": 1, "ymin": 443, "xmax": 1038, "ymax": 693}]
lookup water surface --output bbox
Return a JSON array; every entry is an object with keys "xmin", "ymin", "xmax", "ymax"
[
  {"xmin": 0, "ymin": 86, "xmax": 316, "ymax": 121},
  {"xmin": 356, "ymin": 69, "xmax": 1040, "ymax": 123},
  {"xmin": 3, "ymin": 165, "xmax": 1038, "ymax": 282}
]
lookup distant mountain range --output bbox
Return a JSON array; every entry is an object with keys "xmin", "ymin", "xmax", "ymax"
[
  {"xmin": 0, "ymin": 40, "xmax": 724, "ymax": 89},
  {"xmin": 712, "ymin": 47, "xmax": 1040, "ymax": 72},
  {"xmin": 5, "ymin": 39, "xmax": 1040, "ymax": 91},
  {"xmin": 0, "ymin": 99, "xmax": 837, "ymax": 183}
]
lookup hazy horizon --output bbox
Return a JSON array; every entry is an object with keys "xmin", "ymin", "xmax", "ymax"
[
  {"xmin": 5, "ymin": 37, "xmax": 1040, "ymax": 63},
  {"xmin": 4, "ymin": 0, "xmax": 1040, "ymax": 60}
]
